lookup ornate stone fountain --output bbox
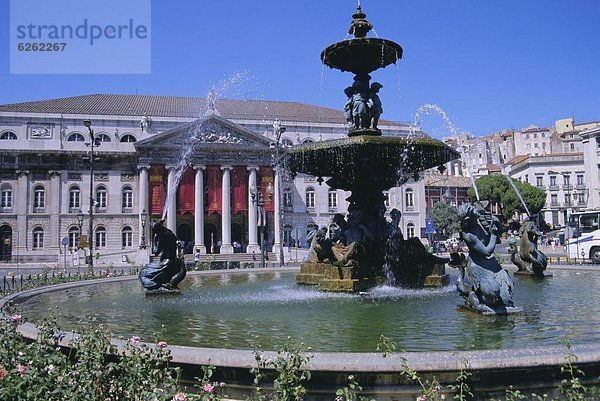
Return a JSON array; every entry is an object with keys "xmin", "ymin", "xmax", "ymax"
[{"xmin": 286, "ymin": 6, "xmax": 460, "ymax": 292}]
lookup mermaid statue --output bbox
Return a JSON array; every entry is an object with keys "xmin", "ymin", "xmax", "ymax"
[
  {"xmin": 138, "ymin": 220, "xmax": 187, "ymax": 292},
  {"xmin": 450, "ymin": 203, "xmax": 520, "ymax": 314}
]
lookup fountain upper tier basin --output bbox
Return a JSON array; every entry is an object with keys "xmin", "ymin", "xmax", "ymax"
[
  {"xmin": 285, "ymin": 135, "xmax": 460, "ymax": 191},
  {"xmin": 321, "ymin": 38, "xmax": 403, "ymax": 74}
]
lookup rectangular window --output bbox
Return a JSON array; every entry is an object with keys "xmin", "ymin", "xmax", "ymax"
[
  {"xmin": 563, "ymin": 175, "xmax": 570, "ymax": 187},
  {"xmin": 577, "ymin": 175, "xmax": 584, "ymax": 186},
  {"xmin": 96, "ymin": 190, "xmax": 107, "ymax": 208},
  {"xmin": 564, "ymin": 194, "xmax": 571, "ymax": 205},
  {"xmin": 1, "ymin": 190, "xmax": 12, "ymax": 208},
  {"xmin": 550, "ymin": 176, "xmax": 557, "ymax": 187},
  {"xmin": 305, "ymin": 191, "xmax": 315, "ymax": 209},
  {"xmin": 69, "ymin": 189, "xmax": 80, "ymax": 208},
  {"xmin": 328, "ymin": 191, "xmax": 337, "ymax": 209},
  {"xmin": 406, "ymin": 190, "xmax": 414, "ymax": 207},
  {"xmin": 536, "ymin": 176, "xmax": 543, "ymax": 187},
  {"xmin": 551, "ymin": 194, "xmax": 558, "ymax": 206},
  {"xmin": 578, "ymin": 193, "xmax": 586, "ymax": 205}
]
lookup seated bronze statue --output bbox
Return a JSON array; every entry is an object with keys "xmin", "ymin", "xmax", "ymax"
[{"xmin": 139, "ymin": 220, "xmax": 187, "ymax": 291}]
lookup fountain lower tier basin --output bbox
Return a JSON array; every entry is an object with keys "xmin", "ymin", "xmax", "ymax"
[
  {"xmin": 0, "ymin": 269, "xmax": 600, "ymax": 401},
  {"xmin": 321, "ymin": 37, "xmax": 403, "ymax": 74},
  {"xmin": 285, "ymin": 135, "xmax": 460, "ymax": 191},
  {"xmin": 4, "ymin": 268, "xmax": 600, "ymax": 399}
]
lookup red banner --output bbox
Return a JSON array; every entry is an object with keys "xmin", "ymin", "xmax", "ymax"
[
  {"xmin": 207, "ymin": 165, "xmax": 222, "ymax": 214},
  {"xmin": 260, "ymin": 166, "xmax": 274, "ymax": 212},
  {"xmin": 149, "ymin": 165, "xmax": 165, "ymax": 216},
  {"xmin": 178, "ymin": 167, "xmax": 195, "ymax": 214},
  {"xmin": 232, "ymin": 166, "xmax": 247, "ymax": 213}
]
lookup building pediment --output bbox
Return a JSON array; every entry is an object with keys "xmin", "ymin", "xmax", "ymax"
[{"xmin": 135, "ymin": 114, "xmax": 271, "ymax": 151}]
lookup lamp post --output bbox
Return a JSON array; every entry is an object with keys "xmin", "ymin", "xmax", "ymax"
[
  {"xmin": 272, "ymin": 119, "xmax": 286, "ymax": 267},
  {"xmin": 250, "ymin": 184, "xmax": 272, "ymax": 268},
  {"xmin": 83, "ymin": 119, "xmax": 98, "ymax": 268},
  {"xmin": 76, "ymin": 211, "xmax": 84, "ymax": 249},
  {"xmin": 140, "ymin": 209, "xmax": 148, "ymax": 249}
]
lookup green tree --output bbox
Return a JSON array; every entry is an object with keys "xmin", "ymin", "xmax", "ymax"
[
  {"xmin": 467, "ymin": 175, "xmax": 547, "ymax": 220},
  {"xmin": 429, "ymin": 202, "xmax": 460, "ymax": 239}
]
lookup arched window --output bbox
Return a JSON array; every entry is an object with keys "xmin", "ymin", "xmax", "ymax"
[
  {"xmin": 405, "ymin": 188, "xmax": 414, "ymax": 207},
  {"xmin": 305, "ymin": 187, "xmax": 315, "ymax": 209},
  {"xmin": 301, "ymin": 138, "xmax": 315, "ymax": 144},
  {"xmin": 122, "ymin": 186, "xmax": 133, "ymax": 209},
  {"xmin": 121, "ymin": 226, "xmax": 133, "ymax": 248},
  {"xmin": 69, "ymin": 186, "xmax": 81, "ymax": 210},
  {"xmin": 32, "ymin": 227, "xmax": 44, "ymax": 249},
  {"xmin": 119, "ymin": 134, "xmax": 137, "ymax": 143},
  {"xmin": 328, "ymin": 188, "xmax": 337, "ymax": 210},
  {"xmin": 0, "ymin": 131, "xmax": 17, "ymax": 140},
  {"xmin": 406, "ymin": 223, "xmax": 416, "ymax": 238},
  {"xmin": 96, "ymin": 133, "xmax": 112, "ymax": 143},
  {"xmin": 67, "ymin": 132, "xmax": 85, "ymax": 142},
  {"xmin": 281, "ymin": 138, "xmax": 294, "ymax": 148},
  {"xmin": 1, "ymin": 185, "xmax": 12, "ymax": 208},
  {"xmin": 68, "ymin": 226, "xmax": 80, "ymax": 249},
  {"xmin": 95, "ymin": 226, "xmax": 107, "ymax": 248},
  {"xmin": 96, "ymin": 185, "xmax": 107, "ymax": 209},
  {"xmin": 33, "ymin": 185, "xmax": 45, "ymax": 209}
]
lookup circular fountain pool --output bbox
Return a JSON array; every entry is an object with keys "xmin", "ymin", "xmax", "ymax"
[{"xmin": 13, "ymin": 268, "xmax": 600, "ymax": 353}]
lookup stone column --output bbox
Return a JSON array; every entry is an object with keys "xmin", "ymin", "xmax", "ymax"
[
  {"xmin": 137, "ymin": 165, "xmax": 150, "ymax": 247},
  {"xmin": 272, "ymin": 167, "xmax": 282, "ymax": 260},
  {"xmin": 15, "ymin": 170, "xmax": 29, "ymax": 256},
  {"xmin": 220, "ymin": 165, "xmax": 233, "ymax": 254},
  {"xmin": 246, "ymin": 166, "xmax": 260, "ymax": 254},
  {"xmin": 166, "ymin": 166, "xmax": 177, "ymax": 232},
  {"xmin": 135, "ymin": 165, "xmax": 151, "ymax": 265},
  {"xmin": 48, "ymin": 171, "xmax": 62, "ymax": 252},
  {"xmin": 193, "ymin": 165, "xmax": 206, "ymax": 254}
]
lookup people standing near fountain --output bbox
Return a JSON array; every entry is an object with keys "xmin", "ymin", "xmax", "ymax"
[
  {"xmin": 368, "ymin": 82, "xmax": 383, "ymax": 130},
  {"xmin": 452, "ymin": 204, "xmax": 518, "ymax": 314}
]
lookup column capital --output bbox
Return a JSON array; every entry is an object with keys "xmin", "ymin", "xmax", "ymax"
[
  {"xmin": 16, "ymin": 170, "xmax": 30, "ymax": 177},
  {"xmin": 193, "ymin": 164, "xmax": 206, "ymax": 171},
  {"xmin": 137, "ymin": 164, "xmax": 151, "ymax": 171},
  {"xmin": 48, "ymin": 170, "xmax": 62, "ymax": 177},
  {"xmin": 247, "ymin": 166, "xmax": 260, "ymax": 172},
  {"xmin": 220, "ymin": 165, "xmax": 233, "ymax": 171}
]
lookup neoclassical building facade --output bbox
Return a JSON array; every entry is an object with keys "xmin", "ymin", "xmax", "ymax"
[{"xmin": 0, "ymin": 94, "xmax": 427, "ymax": 265}]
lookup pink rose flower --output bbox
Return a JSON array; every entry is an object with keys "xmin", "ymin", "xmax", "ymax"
[
  {"xmin": 10, "ymin": 314, "xmax": 22, "ymax": 322},
  {"xmin": 157, "ymin": 341, "xmax": 168, "ymax": 349},
  {"xmin": 16, "ymin": 364, "xmax": 28, "ymax": 377},
  {"xmin": 203, "ymin": 383, "xmax": 215, "ymax": 393},
  {"xmin": 172, "ymin": 392, "xmax": 186, "ymax": 401},
  {"xmin": 130, "ymin": 336, "xmax": 141, "ymax": 343},
  {"xmin": 0, "ymin": 365, "xmax": 8, "ymax": 380}
]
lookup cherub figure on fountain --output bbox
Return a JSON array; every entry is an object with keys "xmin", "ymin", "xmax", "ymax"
[
  {"xmin": 509, "ymin": 218, "xmax": 549, "ymax": 278},
  {"xmin": 138, "ymin": 220, "xmax": 187, "ymax": 293},
  {"xmin": 450, "ymin": 203, "xmax": 521, "ymax": 314}
]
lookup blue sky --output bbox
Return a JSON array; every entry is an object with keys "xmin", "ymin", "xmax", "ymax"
[{"xmin": 1, "ymin": 0, "xmax": 599, "ymax": 137}]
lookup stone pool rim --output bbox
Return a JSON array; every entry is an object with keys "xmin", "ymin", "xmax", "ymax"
[{"xmin": 2, "ymin": 267, "xmax": 600, "ymax": 399}]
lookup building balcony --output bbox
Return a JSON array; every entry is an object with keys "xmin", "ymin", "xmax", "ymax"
[
  {"xmin": 0, "ymin": 206, "xmax": 13, "ymax": 213},
  {"xmin": 550, "ymin": 201, "xmax": 559, "ymax": 207},
  {"xmin": 69, "ymin": 206, "xmax": 81, "ymax": 213},
  {"xmin": 576, "ymin": 184, "xmax": 587, "ymax": 190},
  {"xmin": 563, "ymin": 184, "xmax": 573, "ymax": 191},
  {"xmin": 549, "ymin": 185, "xmax": 559, "ymax": 191}
]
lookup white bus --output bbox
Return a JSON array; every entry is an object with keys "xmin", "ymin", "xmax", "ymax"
[{"xmin": 564, "ymin": 210, "xmax": 600, "ymax": 262}]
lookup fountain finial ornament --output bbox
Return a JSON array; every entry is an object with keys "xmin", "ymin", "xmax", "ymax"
[{"xmin": 348, "ymin": 5, "xmax": 373, "ymax": 38}]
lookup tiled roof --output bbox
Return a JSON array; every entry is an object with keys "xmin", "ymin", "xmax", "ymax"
[
  {"xmin": 0, "ymin": 94, "xmax": 405, "ymax": 126},
  {"xmin": 424, "ymin": 175, "xmax": 472, "ymax": 188}
]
